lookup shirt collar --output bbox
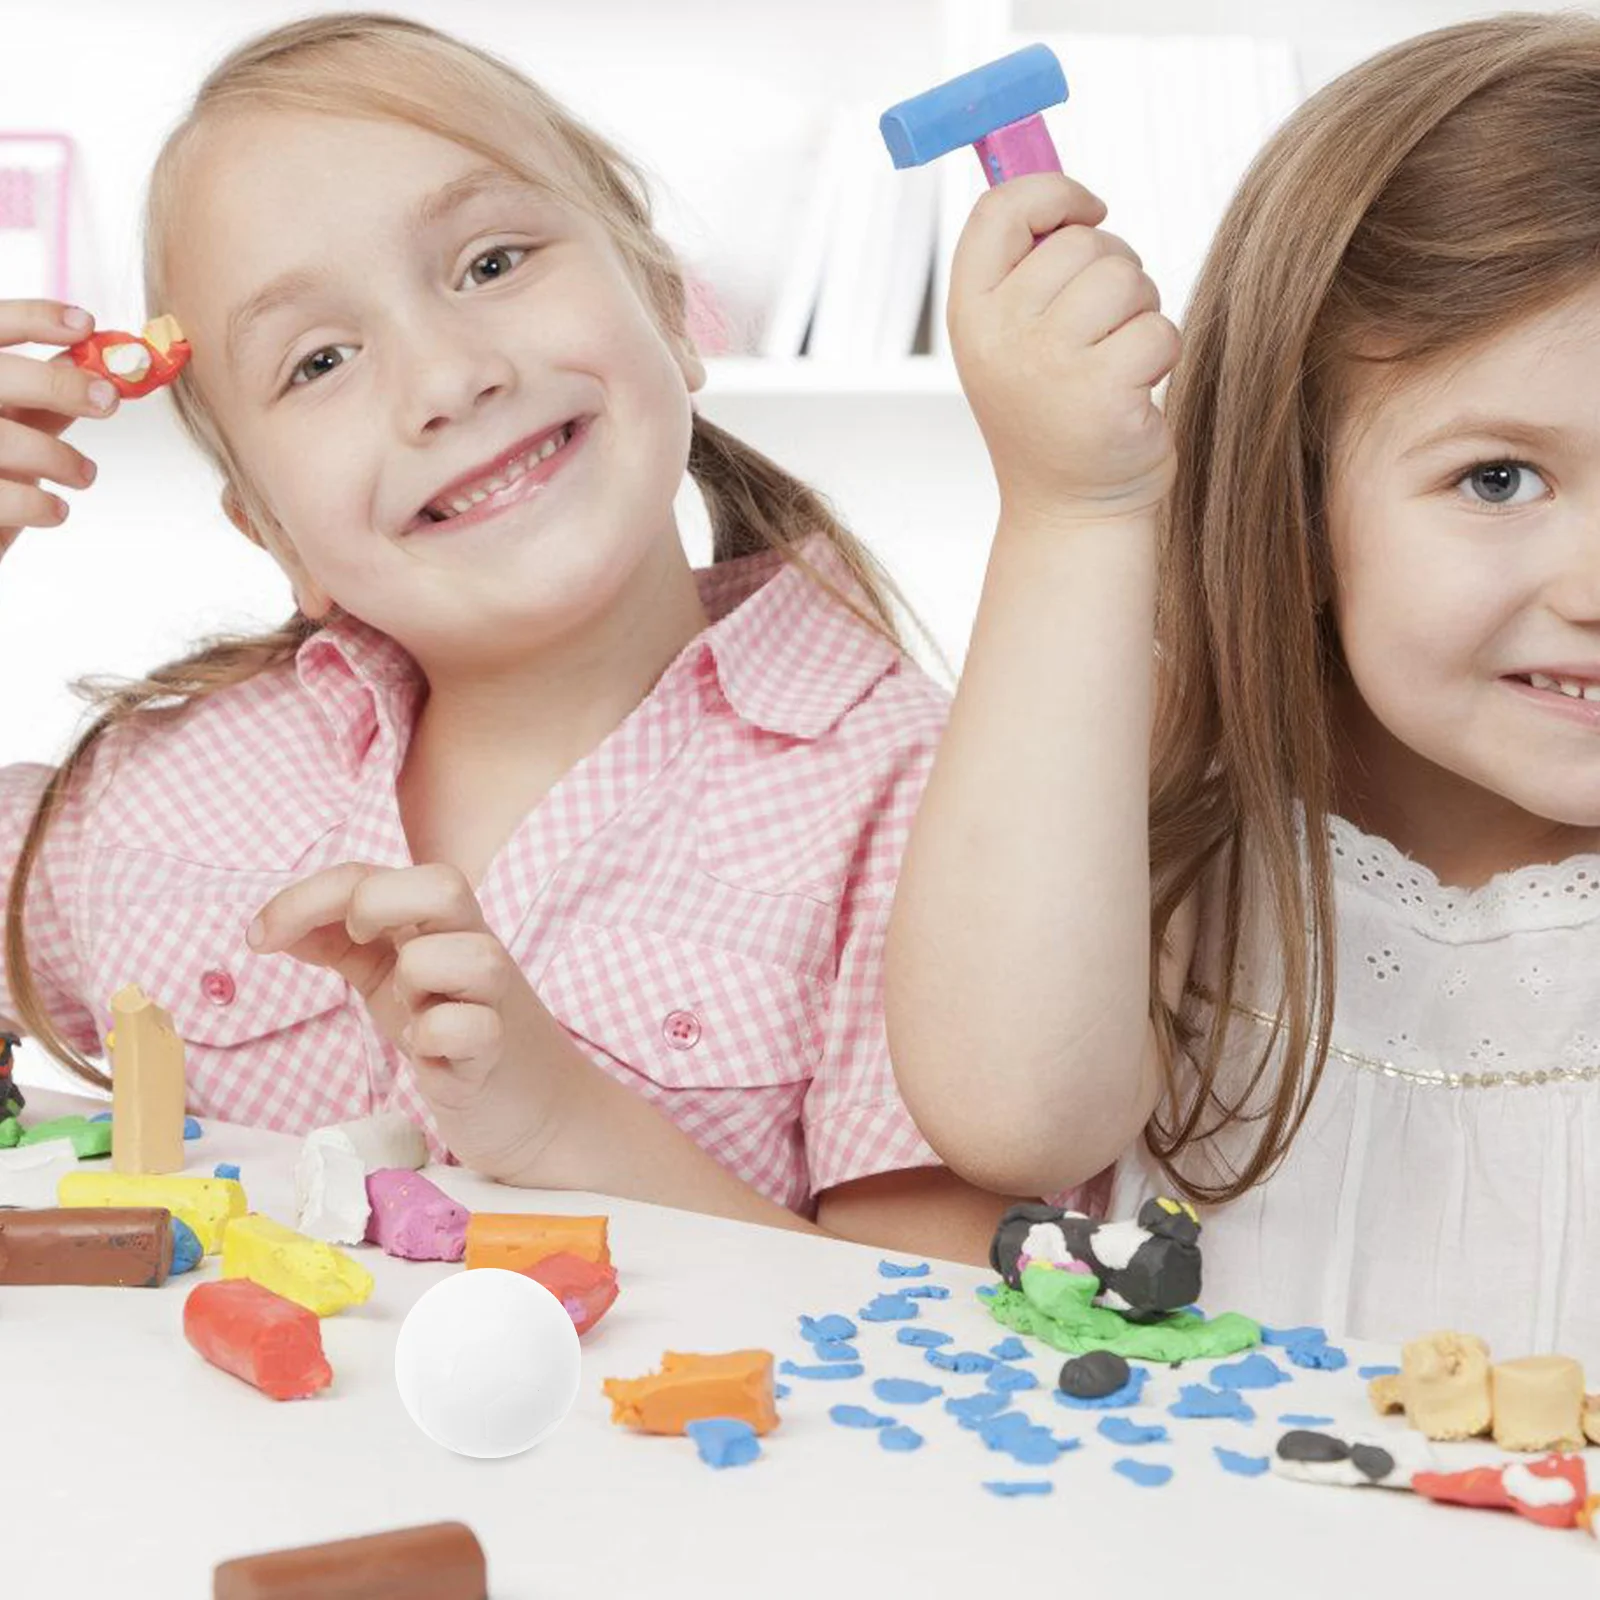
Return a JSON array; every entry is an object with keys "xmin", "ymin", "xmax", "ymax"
[{"xmin": 292, "ymin": 535, "xmax": 904, "ymax": 765}]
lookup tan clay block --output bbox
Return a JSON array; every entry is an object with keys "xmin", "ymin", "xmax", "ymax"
[
  {"xmin": 1400, "ymin": 1330, "xmax": 1492, "ymax": 1440},
  {"xmin": 1491, "ymin": 1355, "xmax": 1586, "ymax": 1451},
  {"xmin": 1368, "ymin": 1374, "xmax": 1404, "ymax": 1415},
  {"xmin": 1585, "ymin": 1395, "xmax": 1600, "ymax": 1447}
]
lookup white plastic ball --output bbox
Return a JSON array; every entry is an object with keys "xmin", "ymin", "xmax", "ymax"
[{"xmin": 394, "ymin": 1267, "xmax": 582, "ymax": 1458}]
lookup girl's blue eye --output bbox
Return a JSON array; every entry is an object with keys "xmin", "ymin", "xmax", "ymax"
[
  {"xmin": 289, "ymin": 344, "xmax": 356, "ymax": 388},
  {"xmin": 1457, "ymin": 461, "xmax": 1547, "ymax": 507},
  {"xmin": 462, "ymin": 245, "xmax": 529, "ymax": 288}
]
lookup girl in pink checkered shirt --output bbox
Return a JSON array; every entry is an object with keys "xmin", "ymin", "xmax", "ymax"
[{"xmin": 0, "ymin": 15, "xmax": 1020, "ymax": 1261}]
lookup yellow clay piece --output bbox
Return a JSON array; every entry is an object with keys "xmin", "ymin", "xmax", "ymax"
[
  {"xmin": 109, "ymin": 983, "xmax": 187, "ymax": 1175},
  {"xmin": 1397, "ymin": 1330, "xmax": 1492, "ymax": 1441},
  {"xmin": 142, "ymin": 314, "xmax": 185, "ymax": 353},
  {"xmin": 604, "ymin": 1350, "xmax": 778, "ymax": 1436},
  {"xmin": 222, "ymin": 1213, "xmax": 374, "ymax": 1315},
  {"xmin": 58, "ymin": 1170, "xmax": 245, "ymax": 1254},
  {"xmin": 1491, "ymin": 1355, "xmax": 1586, "ymax": 1452}
]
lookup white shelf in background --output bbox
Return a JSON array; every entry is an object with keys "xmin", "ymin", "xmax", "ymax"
[{"xmin": 704, "ymin": 356, "xmax": 961, "ymax": 397}]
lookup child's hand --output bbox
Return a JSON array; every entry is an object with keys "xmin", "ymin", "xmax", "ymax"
[
  {"xmin": 247, "ymin": 863, "xmax": 558, "ymax": 1174},
  {"xmin": 0, "ymin": 300, "xmax": 117, "ymax": 558},
  {"xmin": 947, "ymin": 174, "xmax": 1180, "ymax": 525}
]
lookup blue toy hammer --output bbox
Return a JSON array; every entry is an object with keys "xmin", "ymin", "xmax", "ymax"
[{"xmin": 879, "ymin": 44, "xmax": 1067, "ymax": 186}]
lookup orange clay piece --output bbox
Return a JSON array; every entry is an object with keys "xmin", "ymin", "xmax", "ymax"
[
  {"xmin": 70, "ymin": 315, "xmax": 191, "ymax": 399},
  {"xmin": 464, "ymin": 1213, "xmax": 609, "ymax": 1273},
  {"xmin": 604, "ymin": 1350, "xmax": 779, "ymax": 1436},
  {"xmin": 1581, "ymin": 1493, "xmax": 1599, "ymax": 1537}
]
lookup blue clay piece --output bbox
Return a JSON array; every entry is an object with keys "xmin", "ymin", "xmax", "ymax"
[
  {"xmin": 1169, "ymin": 1384, "xmax": 1255, "ymax": 1422},
  {"xmin": 990, "ymin": 1338, "xmax": 1029, "ymax": 1361},
  {"xmin": 1358, "ymin": 1365, "xmax": 1400, "ymax": 1380},
  {"xmin": 926, "ymin": 1349, "xmax": 996, "ymax": 1374},
  {"xmin": 897, "ymin": 1328, "xmax": 953, "ymax": 1348},
  {"xmin": 87, "ymin": 1111, "xmax": 112, "ymax": 1123},
  {"xmin": 1278, "ymin": 1413, "xmax": 1335, "ymax": 1426},
  {"xmin": 799, "ymin": 1314, "xmax": 858, "ymax": 1344},
  {"xmin": 1286, "ymin": 1341, "xmax": 1347, "ymax": 1372},
  {"xmin": 686, "ymin": 1418, "xmax": 761, "ymax": 1469},
  {"xmin": 775, "ymin": 1383, "xmax": 791, "ymax": 1398},
  {"xmin": 830, "ymin": 1405, "xmax": 892, "ymax": 1430},
  {"xmin": 872, "ymin": 1378, "xmax": 943, "ymax": 1405},
  {"xmin": 975, "ymin": 1285, "xmax": 997, "ymax": 1300},
  {"xmin": 1261, "ymin": 1324, "xmax": 1326, "ymax": 1348},
  {"xmin": 1054, "ymin": 1367, "xmax": 1150, "ymax": 1410},
  {"xmin": 810, "ymin": 1338, "xmax": 861, "ymax": 1363},
  {"xmin": 213, "ymin": 1163, "xmax": 241, "ymax": 1181},
  {"xmin": 183, "ymin": 1116, "xmax": 202, "ymax": 1139},
  {"xmin": 901, "ymin": 1285, "xmax": 950, "ymax": 1300},
  {"xmin": 879, "ymin": 1260, "xmax": 931, "ymax": 1278},
  {"xmin": 978, "ymin": 1411, "xmax": 1069, "ymax": 1465},
  {"xmin": 1214, "ymin": 1447, "xmax": 1271, "ymax": 1478},
  {"xmin": 1211, "ymin": 1353, "xmax": 1290, "ymax": 1391},
  {"xmin": 880, "ymin": 1425, "xmax": 924, "ymax": 1452},
  {"xmin": 1114, "ymin": 1459, "xmax": 1174, "ymax": 1488},
  {"xmin": 986, "ymin": 1364, "xmax": 1039, "ymax": 1394},
  {"xmin": 780, "ymin": 1360, "xmax": 865, "ymax": 1381},
  {"xmin": 946, "ymin": 1392, "xmax": 1012, "ymax": 1425},
  {"xmin": 168, "ymin": 1216, "xmax": 202, "ymax": 1275},
  {"xmin": 860, "ymin": 1293, "xmax": 919, "ymax": 1323},
  {"xmin": 1098, "ymin": 1416, "xmax": 1168, "ymax": 1446},
  {"xmin": 984, "ymin": 1480, "xmax": 1053, "ymax": 1497}
]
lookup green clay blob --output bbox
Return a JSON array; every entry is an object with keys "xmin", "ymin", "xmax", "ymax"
[
  {"xmin": 984, "ymin": 1263, "xmax": 1261, "ymax": 1363},
  {"xmin": 18, "ymin": 1115, "xmax": 113, "ymax": 1160}
]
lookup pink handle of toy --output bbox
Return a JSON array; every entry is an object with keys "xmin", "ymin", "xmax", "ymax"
[{"xmin": 974, "ymin": 114, "xmax": 1062, "ymax": 185}]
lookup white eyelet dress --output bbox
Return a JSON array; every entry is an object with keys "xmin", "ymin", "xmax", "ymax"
[{"xmin": 1105, "ymin": 814, "xmax": 1600, "ymax": 1368}]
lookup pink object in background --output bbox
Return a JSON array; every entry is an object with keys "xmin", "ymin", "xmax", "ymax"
[
  {"xmin": 0, "ymin": 134, "xmax": 73, "ymax": 302},
  {"xmin": 684, "ymin": 273, "xmax": 731, "ymax": 355}
]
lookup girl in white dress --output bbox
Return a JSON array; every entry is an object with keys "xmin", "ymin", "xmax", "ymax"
[{"xmin": 886, "ymin": 13, "xmax": 1600, "ymax": 1364}]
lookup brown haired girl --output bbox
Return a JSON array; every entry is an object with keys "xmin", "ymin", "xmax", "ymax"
[
  {"xmin": 0, "ymin": 14, "xmax": 1020, "ymax": 1259},
  {"xmin": 888, "ymin": 13, "xmax": 1600, "ymax": 1351}
]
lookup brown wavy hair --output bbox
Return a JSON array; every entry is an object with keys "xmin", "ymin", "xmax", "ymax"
[
  {"xmin": 1146, "ymin": 12, "xmax": 1600, "ymax": 1202},
  {"xmin": 6, "ymin": 12, "xmax": 918, "ymax": 1089}
]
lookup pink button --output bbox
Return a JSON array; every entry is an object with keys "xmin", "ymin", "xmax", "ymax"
[
  {"xmin": 662, "ymin": 1009, "xmax": 701, "ymax": 1050},
  {"xmin": 200, "ymin": 968, "xmax": 236, "ymax": 1006}
]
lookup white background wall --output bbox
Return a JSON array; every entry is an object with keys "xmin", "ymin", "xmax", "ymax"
[{"xmin": 2, "ymin": 0, "xmax": 1591, "ymax": 1090}]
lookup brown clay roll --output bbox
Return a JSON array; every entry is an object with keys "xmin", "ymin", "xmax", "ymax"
[
  {"xmin": 0, "ymin": 1206, "xmax": 173, "ymax": 1287},
  {"xmin": 212, "ymin": 1521, "xmax": 488, "ymax": 1599}
]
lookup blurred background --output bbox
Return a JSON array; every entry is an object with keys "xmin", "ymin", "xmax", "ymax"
[{"xmin": 1, "ymin": 0, "xmax": 1588, "ymax": 1091}]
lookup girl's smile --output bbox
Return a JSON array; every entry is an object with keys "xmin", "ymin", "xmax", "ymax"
[{"xmin": 402, "ymin": 416, "xmax": 591, "ymax": 536}]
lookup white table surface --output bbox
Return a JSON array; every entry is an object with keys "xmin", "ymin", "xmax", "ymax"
[{"xmin": 3, "ymin": 1089, "xmax": 1594, "ymax": 1598}]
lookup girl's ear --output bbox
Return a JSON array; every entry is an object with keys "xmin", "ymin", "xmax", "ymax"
[{"xmin": 220, "ymin": 484, "xmax": 334, "ymax": 621}]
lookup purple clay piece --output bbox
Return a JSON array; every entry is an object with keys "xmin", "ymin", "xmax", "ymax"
[
  {"xmin": 1214, "ymin": 1447, "xmax": 1271, "ymax": 1478},
  {"xmin": 1098, "ymin": 1416, "xmax": 1169, "ymax": 1446},
  {"xmin": 1279, "ymin": 1413, "xmax": 1336, "ymax": 1427},
  {"xmin": 1169, "ymin": 1384, "xmax": 1255, "ymax": 1423},
  {"xmin": 860, "ymin": 1292, "xmax": 919, "ymax": 1322},
  {"xmin": 880, "ymin": 1425, "xmax": 924, "ymax": 1452},
  {"xmin": 878, "ymin": 1260, "xmax": 931, "ymax": 1278},
  {"xmin": 984, "ymin": 1480, "xmax": 1053, "ymax": 1498},
  {"xmin": 898, "ymin": 1328, "xmax": 953, "ymax": 1349},
  {"xmin": 1357, "ymin": 1365, "xmax": 1400, "ymax": 1380},
  {"xmin": 780, "ymin": 1360, "xmax": 865, "ymax": 1381},
  {"xmin": 830, "ymin": 1405, "xmax": 892, "ymax": 1430},
  {"xmin": 1211, "ymin": 1352, "xmax": 1291, "ymax": 1391},
  {"xmin": 990, "ymin": 1337, "xmax": 1029, "ymax": 1362},
  {"xmin": 872, "ymin": 1378, "xmax": 943, "ymax": 1405},
  {"xmin": 799, "ymin": 1313, "xmax": 858, "ymax": 1344},
  {"xmin": 686, "ymin": 1418, "xmax": 761, "ymax": 1469},
  {"xmin": 1114, "ymin": 1459, "xmax": 1174, "ymax": 1488},
  {"xmin": 363, "ymin": 1168, "xmax": 469, "ymax": 1261}
]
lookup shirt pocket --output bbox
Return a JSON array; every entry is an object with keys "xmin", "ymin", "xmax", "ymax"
[
  {"xmin": 84, "ymin": 890, "xmax": 351, "ymax": 1052},
  {"xmin": 537, "ymin": 924, "xmax": 827, "ymax": 1091}
]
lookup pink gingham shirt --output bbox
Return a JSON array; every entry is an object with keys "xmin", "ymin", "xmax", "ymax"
[{"xmin": 0, "ymin": 541, "xmax": 947, "ymax": 1212}]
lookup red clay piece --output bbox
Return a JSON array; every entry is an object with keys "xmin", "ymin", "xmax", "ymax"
[{"xmin": 185, "ymin": 1278, "xmax": 333, "ymax": 1401}]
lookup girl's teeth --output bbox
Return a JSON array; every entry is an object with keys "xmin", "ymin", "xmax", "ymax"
[
  {"xmin": 431, "ymin": 427, "xmax": 570, "ymax": 520},
  {"xmin": 1527, "ymin": 671, "xmax": 1600, "ymax": 700}
]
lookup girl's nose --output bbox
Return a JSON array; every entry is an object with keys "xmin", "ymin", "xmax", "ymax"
[{"xmin": 396, "ymin": 318, "xmax": 518, "ymax": 440}]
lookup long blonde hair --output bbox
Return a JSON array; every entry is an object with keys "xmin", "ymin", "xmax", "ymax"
[
  {"xmin": 1147, "ymin": 12, "xmax": 1600, "ymax": 1202},
  {"xmin": 7, "ymin": 12, "xmax": 916, "ymax": 1089}
]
